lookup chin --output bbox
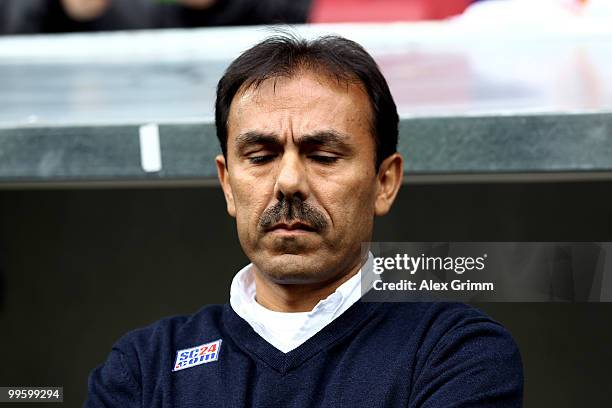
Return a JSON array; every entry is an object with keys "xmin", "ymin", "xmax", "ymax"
[
  {"xmin": 265, "ymin": 232, "xmax": 320, "ymax": 253},
  {"xmin": 253, "ymin": 252, "xmax": 333, "ymax": 285}
]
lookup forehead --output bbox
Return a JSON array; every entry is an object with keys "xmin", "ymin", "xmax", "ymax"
[{"xmin": 227, "ymin": 70, "xmax": 373, "ymax": 142}]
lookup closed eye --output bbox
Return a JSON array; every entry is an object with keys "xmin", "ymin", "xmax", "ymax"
[
  {"xmin": 248, "ymin": 155, "xmax": 276, "ymax": 164},
  {"xmin": 309, "ymin": 155, "xmax": 339, "ymax": 164}
]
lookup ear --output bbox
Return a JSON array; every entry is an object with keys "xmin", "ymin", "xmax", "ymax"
[
  {"xmin": 374, "ymin": 153, "xmax": 403, "ymax": 216},
  {"xmin": 216, "ymin": 154, "xmax": 236, "ymax": 217}
]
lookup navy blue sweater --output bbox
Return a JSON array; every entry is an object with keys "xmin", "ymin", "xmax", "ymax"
[{"xmin": 85, "ymin": 301, "xmax": 523, "ymax": 407}]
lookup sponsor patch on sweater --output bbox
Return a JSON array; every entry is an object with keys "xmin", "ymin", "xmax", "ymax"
[{"xmin": 173, "ymin": 339, "xmax": 222, "ymax": 372}]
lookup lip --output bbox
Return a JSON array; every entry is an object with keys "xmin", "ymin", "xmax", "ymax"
[{"xmin": 267, "ymin": 223, "xmax": 316, "ymax": 233}]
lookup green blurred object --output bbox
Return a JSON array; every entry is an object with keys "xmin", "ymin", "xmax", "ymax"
[{"xmin": 155, "ymin": 0, "xmax": 179, "ymax": 4}]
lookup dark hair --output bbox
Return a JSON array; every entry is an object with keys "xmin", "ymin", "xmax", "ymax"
[{"xmin": 215, "ymin": 33, "xmax": 398, "ymax": 169}]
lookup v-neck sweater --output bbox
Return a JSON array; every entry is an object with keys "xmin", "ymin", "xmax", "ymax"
[{"xmin": 85, "ymin": 301, "xmax": 523, "ymax": 407}]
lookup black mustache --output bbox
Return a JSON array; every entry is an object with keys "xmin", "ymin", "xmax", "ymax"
[{"xmin": 258, "ymin": 196, "xmax": 328, "ymax": 232}]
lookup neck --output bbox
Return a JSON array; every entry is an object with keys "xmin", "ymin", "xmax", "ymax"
[{"xmin": 253, "ymin": 260, "xmax": 362, "ymax": 312}]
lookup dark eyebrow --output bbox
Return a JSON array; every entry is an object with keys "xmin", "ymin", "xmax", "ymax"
[
  {"xmin": 234, "ymin": 131, "xmax": 281, "ymax": 153},
  {"xmin": 296, "ymin": 130, "xmax": 353, "ymax": 152},
  {"xmin": 234, "ymin": 129, "xmax": 354, "ymax": 154}
]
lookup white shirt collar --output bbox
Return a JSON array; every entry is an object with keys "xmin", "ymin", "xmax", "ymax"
[{"xmin": 229, "ymin": 253, "xmax": 373, "ymax": 353}]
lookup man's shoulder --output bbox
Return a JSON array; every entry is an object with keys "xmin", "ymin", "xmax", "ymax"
[
  {"xmin": 86, "ymin": 305, "xmax": 231, "ymax": 406},
  {"xmin": 378, "ymin": 301, "xmax": 519, "ymax": 357},
  {"xmin": 382, "ymin": 302, "xmax": 524, "ymax": 405}
]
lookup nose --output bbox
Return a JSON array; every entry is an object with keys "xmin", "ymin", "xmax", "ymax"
[{"xmin": 273, "ymin": 151, "xmax": 309, "ymax": 202}]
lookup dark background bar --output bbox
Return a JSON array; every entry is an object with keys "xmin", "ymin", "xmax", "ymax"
[{"xmin": 1, "ymin": 181, "xmax": 612, "ymax": 406}]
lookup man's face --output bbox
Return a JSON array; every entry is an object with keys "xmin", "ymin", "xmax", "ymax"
[{"xmin": 217, "ymin": 70, "xmax": 398, "ymax": 284}]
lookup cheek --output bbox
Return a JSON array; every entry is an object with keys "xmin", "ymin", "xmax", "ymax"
[
  {"xmin": 231, "ymin": 179, "xmax": 271, "ymax": 235},
  {"xmin": 320, "ymin": 174, "xmax": 377, "ymax": 234}
]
